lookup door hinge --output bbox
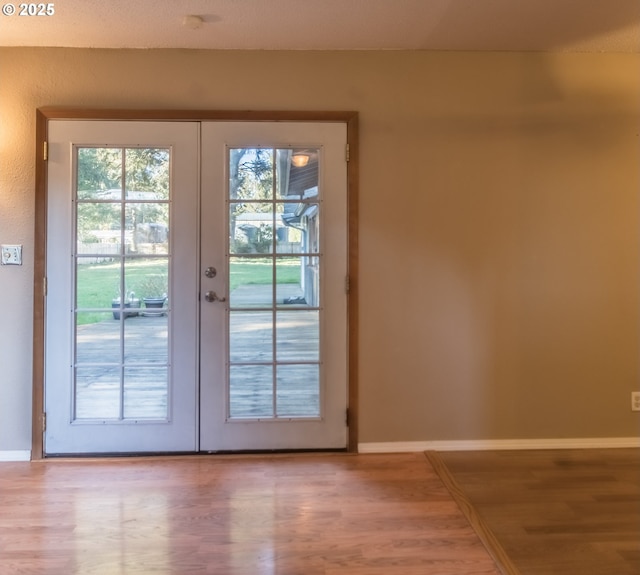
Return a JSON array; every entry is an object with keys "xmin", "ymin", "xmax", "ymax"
[
  {"xmin": 43, "ymin": 276, "xmax": 47, "ymax": 296},
  {"xmin": 42, "ymin": 412, "xmax": 46, "ymax": 432},
  {"xmin": 43, "ymin": 141, "xmax": 48, "ymax": 161},
  {"xmin": 346, "ymin": 408, "xmax": 350, "ymax": 426},
  {"xmin": 345, "ymin": 144, "xmax": 350, "ymax": 162},
  {"xmin": 345, "ymin": 275, "xmax": 350, "ymax": 294}
]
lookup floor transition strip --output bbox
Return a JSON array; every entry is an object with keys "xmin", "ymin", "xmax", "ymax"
[{"xmin": 425, "ymin": 450, "xmax": 521, "ymax": 575}]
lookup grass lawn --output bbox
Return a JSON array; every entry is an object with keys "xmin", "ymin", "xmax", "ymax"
[
  {"xmin": 230, "ymin": 257, "xmax": 300, "ymax": 290},
  {"xmin": 76, "ymin": 257, "xmax": 301, "ymax": 324}
]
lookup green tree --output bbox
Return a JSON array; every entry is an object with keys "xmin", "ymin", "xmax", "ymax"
[
  {"xmin": 76, "ymin": 147, "xmax": 170, "ymax": 248},
  {"xmin": 229, "ymin": 148, "xmax": 274, "ymax": 252}
]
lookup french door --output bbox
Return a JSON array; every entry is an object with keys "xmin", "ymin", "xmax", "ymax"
[
  {"xmin": 200, "ymin": 122, "xmax": 348, "ymax": 450},
  {"xmin": 44, "ymin": 119, "xmax": 348, "ymax": 454}
]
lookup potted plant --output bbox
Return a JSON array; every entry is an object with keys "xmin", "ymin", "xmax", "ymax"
[{"xmin": 137, "ymin": 273, "xmax": 168, "ymax": 316}]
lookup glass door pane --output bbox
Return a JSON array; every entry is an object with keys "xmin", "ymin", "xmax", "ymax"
[
  {"xmin": 227, "ymin": 147, "xmax": 321, "ymax": 420},
  {"xmin": 74, "ymin": 147, "xmax": 170, "ymax": 421}
]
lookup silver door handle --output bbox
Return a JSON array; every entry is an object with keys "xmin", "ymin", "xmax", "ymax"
[{"xmin": 204, "ymin": 291, "xmax": 226, "ymax": 303}]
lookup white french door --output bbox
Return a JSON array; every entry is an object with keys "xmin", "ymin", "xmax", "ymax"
[
  {"xmin": 44, "ymin": 119, "xmax": 348, "ymax": 455},
  {"xmin": 45, "ymin": 121, "xmax": 200, "ymax": 454},
  {"xmin": 200, "ymin": 122, "xmax": 348, "ymax": 451}
]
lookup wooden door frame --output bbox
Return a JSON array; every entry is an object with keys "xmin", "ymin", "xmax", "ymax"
[{"xmin": 32, "ymin": 108, "xmax": 359, "ymax": 459}]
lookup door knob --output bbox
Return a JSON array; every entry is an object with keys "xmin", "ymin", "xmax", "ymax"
[
  {"xmin": 204, "ymin": 266, "xmax": 217, "ymax": 278},
  {"xmin": 204, "ymin": 291, "xmax": 226, "ymax": 303}
]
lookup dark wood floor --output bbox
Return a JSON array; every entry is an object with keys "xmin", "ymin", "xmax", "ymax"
[
  {"xmin": 0, "ymin": 453, "xmax": 501, "ymax": 575},
  {"xmin": 435, "ymin": 448, "xmax": 640, "ymax": 575}
]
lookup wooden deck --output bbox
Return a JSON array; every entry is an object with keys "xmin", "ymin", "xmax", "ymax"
[
  {"xmin": 75, "ymin": 284, "xmax": 319, "ymax": 421},
  {"xmin": 76, "ymin": 315, "xmax": 170, "ymax": 419}
]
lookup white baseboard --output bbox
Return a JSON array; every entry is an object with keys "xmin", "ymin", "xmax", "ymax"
[
  {"xmin": 0, "ymin": 450, "xmax": 31, "ymax": 462},
  {"xmin": 358, "ymin": 437, "xmax": 640, "ymax": 453}
]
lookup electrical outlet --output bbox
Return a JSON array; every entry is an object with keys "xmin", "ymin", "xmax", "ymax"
[
  {"xmin": 1, "ymin": 245, "xmax": 22, "ymax": 265},
  {"xmin": 632, "ymin": 392, "xmax": 640, "ymax": 412}
]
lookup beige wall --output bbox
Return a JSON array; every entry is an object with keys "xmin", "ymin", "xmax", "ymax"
[{"xmin": 0, "ymin": 48, "xmax": 638, "ymax": 451}]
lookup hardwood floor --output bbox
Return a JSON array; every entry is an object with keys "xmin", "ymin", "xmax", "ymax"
[
  {"xmin": 434, "ymin": 448, "xmax": 640, "ymax": 575},
  {"xmin": 0, "ymin": 453, "xmax": 502, "ymax": 575}
]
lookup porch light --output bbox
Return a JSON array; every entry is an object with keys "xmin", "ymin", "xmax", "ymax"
[{"xmin": 291, "ymin": 153, "xmax": 309, "ymax": 168}]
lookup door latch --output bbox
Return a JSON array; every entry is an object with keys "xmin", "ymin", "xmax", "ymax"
[{"xmin": 204, "ymin": 291, "xmax": 226, "ymax": 303}]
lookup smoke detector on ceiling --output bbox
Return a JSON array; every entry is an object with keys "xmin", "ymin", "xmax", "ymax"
[{"xmin": 183, "ymin": 15, "xmax": 204, "ymax": 30}]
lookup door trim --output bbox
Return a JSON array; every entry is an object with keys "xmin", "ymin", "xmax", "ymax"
[{"xmin": 32, "ymin": 108, "xmax": 359, "ymax": 459}]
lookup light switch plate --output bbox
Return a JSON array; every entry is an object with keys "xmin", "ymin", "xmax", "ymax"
[{"xmin": 1, "ymin": 245, "xmax": 22, "ymax": 265}]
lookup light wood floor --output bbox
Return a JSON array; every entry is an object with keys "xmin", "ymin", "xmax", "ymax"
[
  {"xmin": 435, "ymin": 448, "xmax": 640, "ymax": 575},
  {"xmin": 0, "ymin": 453, "xmax": 502, "ymax": 575}
]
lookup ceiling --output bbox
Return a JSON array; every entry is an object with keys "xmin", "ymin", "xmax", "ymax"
[{"xmin": 0, "ymin": 0, "xmax": 638, "ymax": 52}]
